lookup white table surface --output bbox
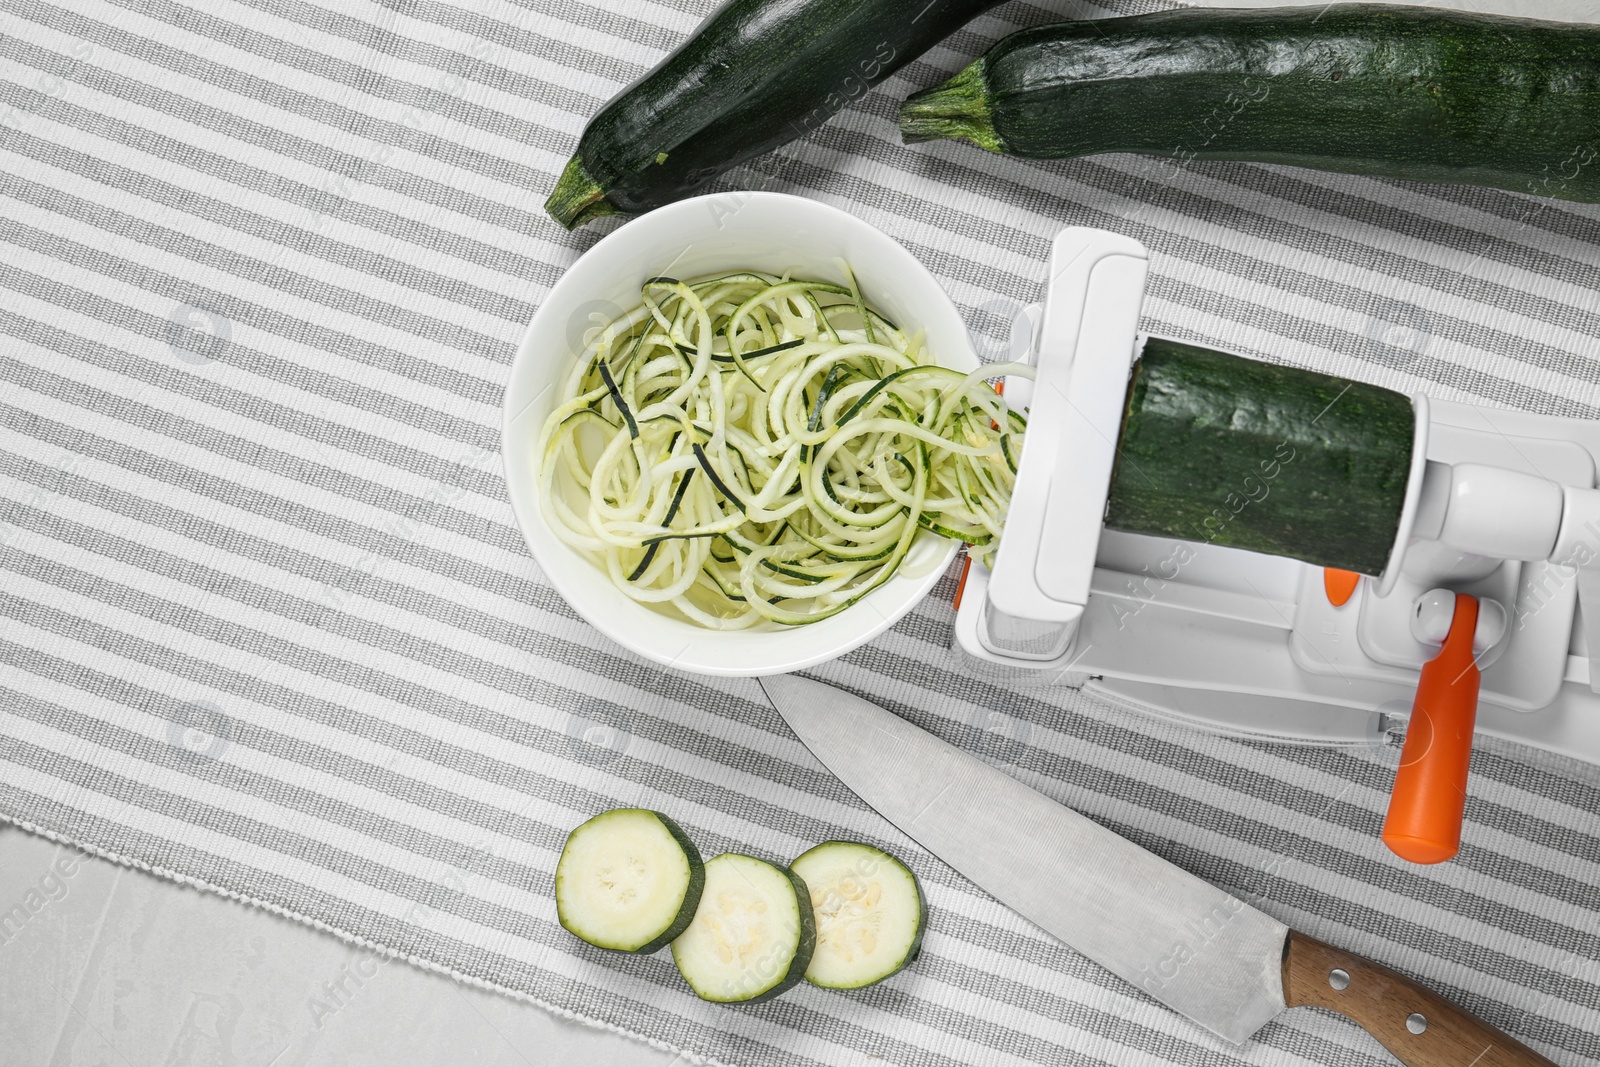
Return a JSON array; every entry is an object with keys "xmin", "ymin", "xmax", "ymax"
[{"xmin": 0, "ymin": 827, "xmax": 675, "ymax": 1066}]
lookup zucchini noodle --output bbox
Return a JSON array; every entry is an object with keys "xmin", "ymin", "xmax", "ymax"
[{"xmin": 537, "ymin": 269, "xmax": 1031, "ymax": 628}]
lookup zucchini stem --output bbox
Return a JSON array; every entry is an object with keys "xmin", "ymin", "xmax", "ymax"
[
  {"xmin": 899, "ymin": 60, "xmax": 1002, "ymax": 152},
  {"xmin": 545, "ymin": 155, "xmax": 620, "ymax": 230}
]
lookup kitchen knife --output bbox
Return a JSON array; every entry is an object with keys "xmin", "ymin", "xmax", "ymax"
[{"xmin": 758, "ymin": 673, "xmax": 1558, "ymax": 1067}]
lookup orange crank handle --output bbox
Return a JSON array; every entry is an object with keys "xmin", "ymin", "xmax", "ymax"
[{"xmin": 1382, "ymin": 594, "xmax": 1480, "ymax": 864}]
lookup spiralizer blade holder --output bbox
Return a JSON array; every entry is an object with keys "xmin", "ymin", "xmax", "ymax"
[{"xmin": 974, "ymin": 228, "xmax": 1149, "ymax": 663}]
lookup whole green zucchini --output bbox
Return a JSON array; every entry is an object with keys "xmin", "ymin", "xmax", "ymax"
[
  {"xmin": 900, "ymin": 4, "xmax": 1600, "ymax": 204},
  {"xmin": 1105, "ymin": 339, "xmax": 1415, "ymax": 575},
  {"xmin": 546, "ymin": 0, "xmax": 1003, "ymax": 229}
]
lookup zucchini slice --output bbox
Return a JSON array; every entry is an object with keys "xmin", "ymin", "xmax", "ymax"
[
  {"xmin": 671, "ymin": 853, "xmax": 816, "ymax": 1003},
  {"xmin": 555, "ymin": 809, "xmax": 704, "ymax": 954},
  {"xmin": 790, "ymin": 841, "xmax": 925, "ymax": 989}
]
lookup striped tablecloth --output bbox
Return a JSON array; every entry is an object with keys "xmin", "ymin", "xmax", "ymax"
[{"xmin": 2, "ymin": 0, "xmax": 1598, "ymax": 1064}]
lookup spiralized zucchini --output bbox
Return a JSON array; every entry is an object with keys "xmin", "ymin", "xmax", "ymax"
[{"xmin": 538, "ymin": 269, "xmax": 1031, "ymax": 628}]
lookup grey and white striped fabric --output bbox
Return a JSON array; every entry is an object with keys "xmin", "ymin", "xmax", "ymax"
[{"xmin": 2, "ymin": 0, "xmax": 1598, "ymax": 1063}]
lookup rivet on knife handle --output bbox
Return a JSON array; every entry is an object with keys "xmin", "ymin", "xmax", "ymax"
[{"xmin": 1282, "ymin": 931, "xmax": 1558, "ymax": 1067}]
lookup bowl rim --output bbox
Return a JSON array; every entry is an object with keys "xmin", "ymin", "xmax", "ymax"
[{"xmin": 501, "ymin": 191, "xmax": 975, "ymax": 676}]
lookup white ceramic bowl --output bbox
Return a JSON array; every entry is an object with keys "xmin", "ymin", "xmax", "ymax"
[{"xmin": 502, "ymin": 192, "xmax": 976, "ymax": 676}]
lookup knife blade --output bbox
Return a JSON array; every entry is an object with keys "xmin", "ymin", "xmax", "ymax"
[{"xmin": 759, "ymin": 673, "xmax": 1557, "ymax": 1067}]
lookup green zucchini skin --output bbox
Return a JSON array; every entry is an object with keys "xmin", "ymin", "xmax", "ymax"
[
  {"xmin": 750, "ymin": 863, "xmax": 818, "ymax": 1003},
  {"xmin": 627, "ymin": 811, "xmax": 705, "ymax": 954},
  {"xmin": 901, "ymin": 4, "xmax": 1600, "ymax": 203},
  {"xmin": 546, "ymin": 0, "xmax": 1003, "ymax": 228},
  {"xmin": 1104, "ymin": 339, "xmax": 1414, "ymax": 575}
]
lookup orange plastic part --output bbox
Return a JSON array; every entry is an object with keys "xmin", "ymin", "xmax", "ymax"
[
  {"xmin": 953, "ymin": 555, "xmax": 973, "ymax": 610},
  {"xmin": 1382, "ymin": 594, "xmax": 1480, "ymax": 865},
  {"xmin": 1323, "ymin": 568, "xmax": 1360, "ymax": 607}
]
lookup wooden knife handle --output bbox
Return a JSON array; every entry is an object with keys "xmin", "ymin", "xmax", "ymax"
[{"xmin": 1283, "ymin": 931, "xmax": 1558, "ymax": 1067}]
